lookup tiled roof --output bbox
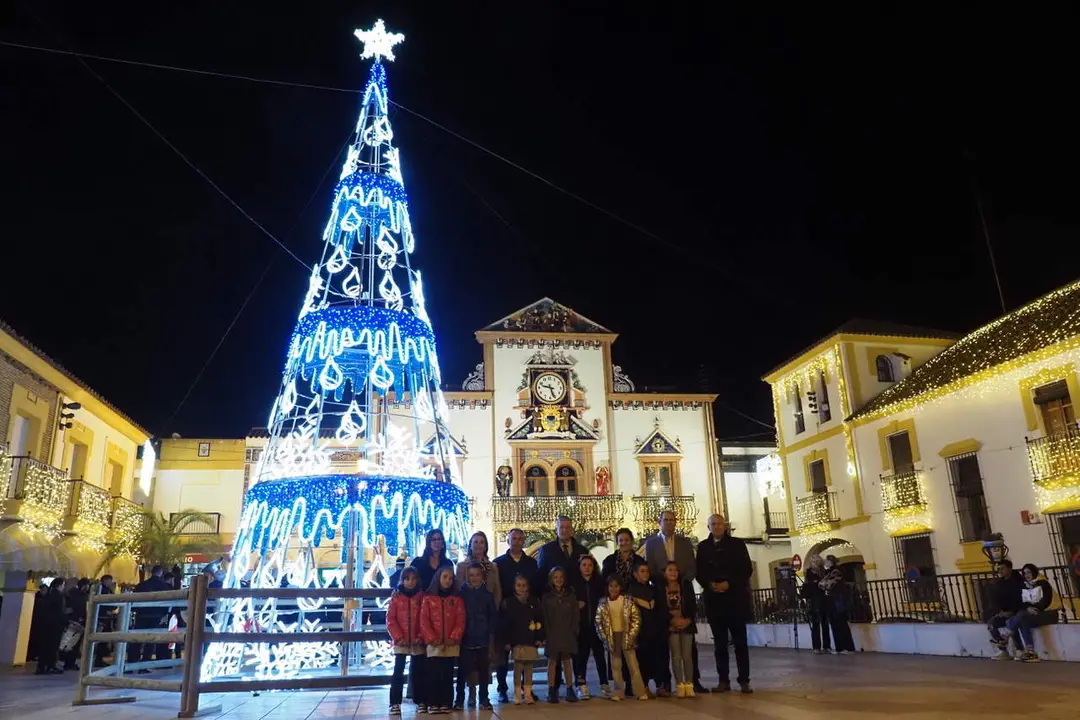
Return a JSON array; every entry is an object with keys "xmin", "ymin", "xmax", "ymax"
[
  {"xmin": 851, "ymin": 279, "xmax": 1080, "ymax": 419},
  {"xmin": 0, "ymin": 318, "xmax": 151, "ymax": 437}
]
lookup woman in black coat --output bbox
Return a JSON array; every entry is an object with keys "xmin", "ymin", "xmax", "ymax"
[
  {"xmin": 36, "ymin": 578, "xmax": 68, "ymax": 675},
  {"xmin": 600, "ymin": 528, "xmax": 646, "ymax": 590}
]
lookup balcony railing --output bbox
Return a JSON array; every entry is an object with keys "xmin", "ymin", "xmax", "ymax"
[
  {"xmin": 795, "ymin": 490, "xmax": 839, "ymax": 531},
  {"xmin": 1027, "ymin": 424, "xmax": 1080, "ymax": 487},
  {"xmin": 629, "ymin": 495, "xmax": 698, "ymax": 538},
  {"xmin": 170, "ymin": 511, "xmax": 221, "ymax": 535},
  {"xmin": 880, "ymin": 470, "xmax": 927, "ymax": 513},
  {"xmin": 110, "ymin": 496, "xmax": 147, "ymax": 552},
  {"xmin": 65, "ymin": 480, "xmax": 113, "ymax": 548},
  {"xmin": 491, "ymin": 494, "xmax": 624, "ymax": 535},
  {"xmin": 764, "ymin": 510, "xmax": 789, "ymax": 535},
  {"xmin": 4, "ymin": 455, "xmax": 72, "ymax": 537}
]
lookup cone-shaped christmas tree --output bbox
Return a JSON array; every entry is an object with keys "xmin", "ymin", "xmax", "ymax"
[{"xmin": 203, "ymin": 21, "xmax": 470, "ymax": 681}]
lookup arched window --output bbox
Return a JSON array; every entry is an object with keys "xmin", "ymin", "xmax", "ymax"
[
  {"xmin": 525, "ymin": 465, "xmax": 548, "ymax": 496},
  {"xmin": 555, "ymin": 465, "xmax": 577, "ymax": 496},
  {"xmin": 876, "ymin": 355, "xmax": 895, "ymax": 383}
]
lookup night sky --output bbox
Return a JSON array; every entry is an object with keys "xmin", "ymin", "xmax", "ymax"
[{"xmin": 3, "ymin": 3, "xmax": 1079, "ymax": 441}]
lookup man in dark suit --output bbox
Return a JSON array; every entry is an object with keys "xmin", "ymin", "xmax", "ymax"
[
  {"xmin": 696, "ymin": 514, "xmax": 753, "ymax": 694},
  {"xmin": 643, "ymin": 509, "xmax": 709, "ymax": 695},
  {"xmin": 127, "ymin": 565, "xmax": 172, "ymax": 672},
  {"xmin": 535, "ymin": 516, "xmax": 588, "ymax": 693},
  {"xmin": 535, "ymin": 515, "xmax": 589, "ymax": 591}
]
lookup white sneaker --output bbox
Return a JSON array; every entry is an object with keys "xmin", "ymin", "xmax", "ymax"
[
  {"xmin": 600, "ymin": 684, "xmax": 612, "ymax": 699},
  {"xmin": 991, "ymin": 648, "xmax": 1009, "ymax": 660}
]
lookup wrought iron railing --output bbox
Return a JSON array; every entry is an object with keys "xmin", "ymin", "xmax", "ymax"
[
  {"xmin": 5, "ymin": 455, "xmax": 72, "ymax": 536},
  {"xmin": 880, "ymin": 469, "xmax": 927, "ymax": 512},
  {"xmin": 745, "ymin": 565, "xmax": 1080, "ymax": 624},
  {"xmin": 764, "ymin": 510, "xmax": 789, "ymax": 535},
  {"xmin": 795, "ymin": 490, "xmax": 839, "ymax": 530},
  {"xmin": 1027, "ymin": 424, "xmax": 1080, "ymax": 486},
  {"xmin": 629, "ymin": 495, "xmax": 698, "ymax": 537},
  {"xmin": 170, "ymin": 511, "xmax": 221, "ymax": 535},
  {"xmin": 110, "ymin": 496, "xmax": 147, "ymax": 552},
  {"xmin": 67, "ymin": 479, "xmax": 113, "ymax": 535},
  {"xmin": 491, "ymin": 494, "xmax": 624, "ymax": 534}
]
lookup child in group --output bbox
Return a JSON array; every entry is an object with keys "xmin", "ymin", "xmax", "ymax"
[
  {"xmin": 628, "ymin": 562, "xmax": 668, "ymax": 697},
  {"xmin": 662, "ymin": 561, "xmax": 697, "ymax": 698},
  {"xmin": 456, "ymin": 562, "xmax": 497, "ymax": 711},
  {"xmin": 387, "ymin": 567, "xmax": 426, "ymax": 715},
  {"xmin": 572, "ymin": 554, "xmax": 608, "ymax": 699},
  {"xmin": 541, "ymin": 567, "xmax": 580, "ymax": 703},
  {"xmin": 420, "ymin": 567, "xmax": 466, "ymax": 715},
  {"xmin": 595, "ymin": 576, "xmax": 647, "ymax": 701},
  {"xmin": 499, "ymin": 574, "xmax": 544, "ymax": 705}
]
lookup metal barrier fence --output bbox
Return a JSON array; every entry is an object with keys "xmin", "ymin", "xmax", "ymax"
[
  {"xmin": 73, "ymin": 576, "xmax": 394, "ymax": 717},
  {"xmin": 746, "ymin": 565, "xmax": 1080, "ymax": 625}
]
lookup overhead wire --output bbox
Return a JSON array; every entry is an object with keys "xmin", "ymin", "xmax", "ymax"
[{"xmin": 0, "ymin": 39, "xmax": 700, "ymax": 261}]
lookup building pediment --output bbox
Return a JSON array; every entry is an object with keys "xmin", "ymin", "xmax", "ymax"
[
  {"xmin": 635, "ymin": 418, "xmax": 682, "ymax": 455},
  {"xmin": 506, "ymin": 410, "xmax": 600, "ymax": 442},
  {"xmin": 480, "ymin": 298, "xmax": 614, "ymax": 335}
]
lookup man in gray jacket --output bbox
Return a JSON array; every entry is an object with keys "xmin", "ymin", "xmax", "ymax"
[{"xmin": 642, "ymin": 510, "xmax": 708, "ymax": 694}]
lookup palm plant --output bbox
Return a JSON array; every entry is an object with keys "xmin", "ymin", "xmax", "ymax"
[{"xmin": 97, "ymin": 509, "xmax": 222, "ymax": 576}]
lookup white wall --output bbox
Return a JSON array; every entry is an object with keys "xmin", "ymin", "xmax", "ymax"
[
  {"xmin": 448, "ymin": 403, "xmax": 496, "ymax": 541},
  {"xmin": 53, "ymin": 399, "xmax": 139, "ymax": 497},
  {"xmin": 853, "ymin": 348, "xmax": 1080, "ymax": 575},
  {"xmin": 151, "ymin": 467, "xmax": 245, "ymax": 535},
  {"xmin": 610, "ymin": 406, "xmax": 714, "ymax": 539}
]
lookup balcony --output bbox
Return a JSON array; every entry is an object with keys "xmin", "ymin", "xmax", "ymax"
[
  {"xmin": 795, "ymin": 490, "xmax": 839, "ymax": 533},
  {"xmin": 764, "ymin": 510, "xmax": 790, "ymax": 536},
  {"xmin": 110, "ymin": 496, "xmax": 147, "ymax": 553},
  {"xmin": 880, "ymin": 469, "xmax": 932, "ymax": 536},
  {"xmin": 65, "ymin": 480, "xmax": 113, "ymax": 549},
  {"xmin": 629, "ymin": 495, "xmax": 699, "ymax": 538},
  {"xmin": 170, "ymin": 511, "xmax": 221, "ymax": 535},
  {"xmin": 491, "ymin": 494, "xmax": 625, "ymax": 536},
  {"xmin": 1027, "ymin": 424, "xmax": 1080, "ymax": 491},
  {"xmin": 3, "ymin": 455, "xmax": 72, "ymax": 538}
]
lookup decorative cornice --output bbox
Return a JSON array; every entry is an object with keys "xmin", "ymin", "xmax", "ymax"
[{"xmin": 475, "ymin": 331, "xmax": 613, "ymax": 348}]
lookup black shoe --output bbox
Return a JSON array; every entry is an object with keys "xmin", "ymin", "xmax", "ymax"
[
  {"xmin": 547, "ymin": 688, "xmax": 559, "ymax": 703},
  {"xmin": 47, "ymin": 667, "xmax": 64, "ymax": 675},
  {"xmin": 693, "ymin": 681, "xmax": 711, "ymax": 694},
  {"xmin": 531, "ymin": 692, "xmax": 539, "ymax": 702},
  {"xmin": 479, "ymin": 700, "xmax": 493, "ymax": 710},
  {"xmin": 497, "ymin": 690, "xmax": 509, "ymax": 703},
  {"xmin": 714, "ymin": 681, "xmax": 731, "ymax": 693},
  {"xmin": 565, "ymin": 686, "xmax": 578, "ymax": 703},
  {"xmin": 452, "ymin": 702, "xmax": 464, "ymax": 711},
  {"xmin": 739, "ymin": 682, "xmax": 754, "ymax": 694}
]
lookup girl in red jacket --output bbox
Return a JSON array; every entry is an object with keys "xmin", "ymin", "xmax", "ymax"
[
  {"xmin": 387, "ymin": 567, "xmax": 425, "ymax": 715},
  {"xmin": 421, "ymin": 566, "xmax": 466, "ymax": 714}
]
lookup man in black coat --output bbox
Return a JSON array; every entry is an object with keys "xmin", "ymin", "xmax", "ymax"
[
  {"xmin": 987, "ymin": 559, "xmax": 1024, "ymax": 657},
  {"xmin": 535, "ymin": 516, "xmax": 589, "ymax": 592},
  {"xmin": 696, "ymin": 514, "xmax": 753, "ymax": 694},
  {"xmin": 127, "ymin": 565, "xmax": 172, "ymax": 670}
]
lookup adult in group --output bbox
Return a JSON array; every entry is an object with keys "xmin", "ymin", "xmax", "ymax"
[
  {"xmin": 493, "ymin": 528, "xmax": 538, "ymax": 703},
  {"xmin": 35, "ymin": 578, "xmax": 67, "ymax": 675},
  {"xmin": 696, "ymin": 514, "xmax": 753, "ymax": 694},
  {"xmin": 92, "ymin": 575, "xmax": 117, "ymax": 669},
  {"xmin": 455, "ymin": 531, "xmax": 502, "ymax": 606},
  {"xmin": 536, "ymin": 516, "xmax": 589, "ymax": 592},
  {"xmin": 535, "ymin": 516, "xmax": 588, "ymax": 693},
  {"xmin": 643, "ymin": 510, "xmax": 708, "ymax": 694},
  {"xmin": 988, "ymin": 559, "xmax": 1024, "ymax": 659},
  {"xmin": 600, "ymin": 527, "xmax": 646, "ymax": 590},
  {"xmin": 127, "ymin": 565, "xmax": 172, "ymax": 671},
  {"xmin": 411, "ymin": 528, "xmax": 455, "ymax": 591}
]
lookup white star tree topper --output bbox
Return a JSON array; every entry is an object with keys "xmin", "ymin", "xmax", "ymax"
[{"xmin": 354, "ymin": 20, "xmax": 405, "ymax": 62}]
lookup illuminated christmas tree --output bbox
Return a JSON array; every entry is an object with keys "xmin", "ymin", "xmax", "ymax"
[{"xmin": 203, "ymin": 21, "xmax": 470, "ymax": 680}]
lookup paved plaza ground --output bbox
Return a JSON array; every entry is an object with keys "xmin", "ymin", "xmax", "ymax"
[{"xmin": 1, "ymin": 647, "xmax": 1077, "ymax": 720}]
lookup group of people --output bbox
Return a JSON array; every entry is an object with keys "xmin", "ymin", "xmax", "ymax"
[
  {"xmin": 799, "ymin": 553, "xmax": 856, "ymax": 654},
  {"xmin": 28, "ymin": 576, "xmax": 95, "ymax": 675},
  {"xmin": 385, "ymin": 510, "xmax": 755, "ymax": 715},
  {"xmin": 987, "ymin": 560, "xmax": 1061, "ymax": 662}
]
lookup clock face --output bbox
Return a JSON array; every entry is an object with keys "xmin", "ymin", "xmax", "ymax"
[{"xmin": 533, "ymin": 372, "xmax": 567, "ymax": 404}]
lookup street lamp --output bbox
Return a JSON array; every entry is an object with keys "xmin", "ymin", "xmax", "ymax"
[{"xmin": 981, "ymin": 532, "xmax": 1009, "ymax": 570}]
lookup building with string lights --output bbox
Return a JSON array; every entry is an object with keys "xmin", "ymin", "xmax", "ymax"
[
  {"xmin": 761, "ymin": 280, "xmax": 1080, "ymax": 605},
  {"xmin": 0, "ymin": 319, "xmax": 152, "ymax": 665}
]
